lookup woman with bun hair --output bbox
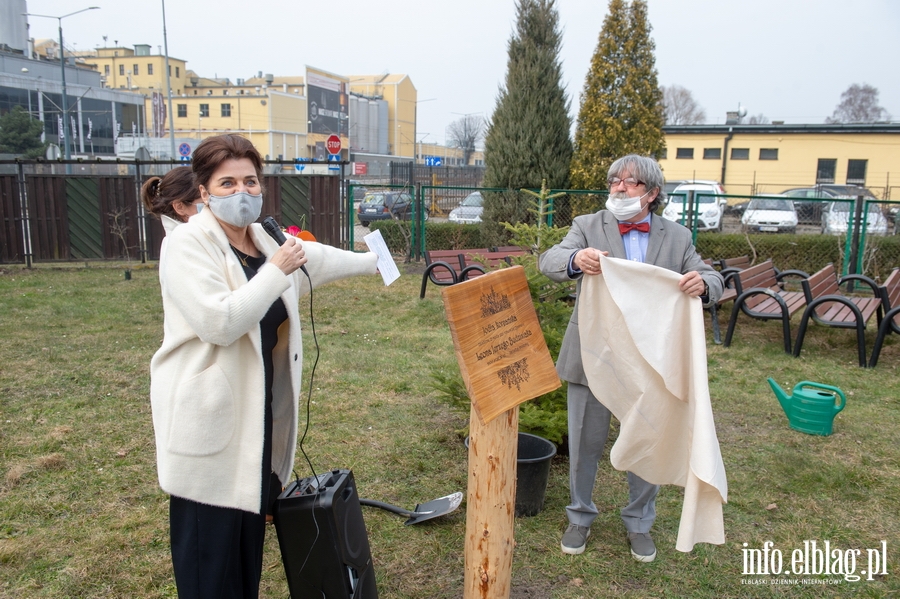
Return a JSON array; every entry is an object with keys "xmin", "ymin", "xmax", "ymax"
[
  {"xmin": 149, "ymin": 134, "xmax": 377, "ymax": 597},
  {"xmin": 141, "ymin": 167, "xmax": 201, "ymax": 259},
  {"xmin": 140, "ymin": 166, "xmax": 202, "ymax": 223}
]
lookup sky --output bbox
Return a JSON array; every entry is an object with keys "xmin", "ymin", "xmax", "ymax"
[{"xmin": 21, "ymin": 0, "xmax": 900, "ymax": 146}]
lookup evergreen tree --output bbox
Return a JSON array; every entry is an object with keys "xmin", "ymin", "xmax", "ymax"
[
  {"xmin": 482, "ymin": 0, "xmax": 572, "ymax": 243},
  {"xmin": 0, "ymin": 106, "xmax": 46, "ymax": 158},
  {"xmin": 570, "ymin": 0, "xmax": 665, "ymax": 192}
]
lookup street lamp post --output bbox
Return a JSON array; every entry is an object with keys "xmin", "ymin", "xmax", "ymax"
[
  {"xmin": 24, "ymin": 7, "xmax": 100, "ymax": 161},
  {"xmin": 161, "ymin": 0, "xmax": 177, "ymax": 158}
]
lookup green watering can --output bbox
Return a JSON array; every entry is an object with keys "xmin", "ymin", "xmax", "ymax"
[{"xmin": 767, "ymin": 379, "xmax": 847, "ymax": 436}]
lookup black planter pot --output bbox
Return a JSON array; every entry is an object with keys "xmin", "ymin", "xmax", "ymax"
[{"xmin": 465, "ymin": 432, "xmax": 557, "ymax": 517}]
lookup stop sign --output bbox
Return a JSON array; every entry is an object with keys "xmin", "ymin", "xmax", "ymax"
[{"xmin": 326, "ymin": 134, "xmax": 341, "ymax": 155}]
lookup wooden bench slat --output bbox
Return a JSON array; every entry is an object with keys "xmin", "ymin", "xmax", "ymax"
[
  {"xmin": 724, "ymin": 259, "xmax": 806, "ymax": 353},
  {"xmin": 718, "ymin": 255, "xmax": 752, "ymax": 270},
  {"xmin": 794, "ymin": 263, "xmax": 883, "ymax": 366}
]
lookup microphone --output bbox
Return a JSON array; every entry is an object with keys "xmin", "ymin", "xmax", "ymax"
[{"xmin": 262, "ymin": 216, "xmax": 308, "ymax": 275}]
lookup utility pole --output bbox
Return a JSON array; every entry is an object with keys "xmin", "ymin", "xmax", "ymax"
[{"xmin": 161, "ymin": 0, "xmax": 177, "ymax": 158}]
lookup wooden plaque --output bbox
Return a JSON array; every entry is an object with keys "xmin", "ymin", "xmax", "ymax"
[{"xmin": 442, "ymin": 266, "xmax": 561, "ymax": 424}]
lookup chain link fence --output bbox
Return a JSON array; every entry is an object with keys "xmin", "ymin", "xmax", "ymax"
[{"xmin": 371, "ymin": 186, "xmax": 900, "ymax": 283}]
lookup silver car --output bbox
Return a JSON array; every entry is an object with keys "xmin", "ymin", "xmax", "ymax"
[
  {"xmin": 448, "ymin": 192, "xmax": 484, "ymax": 224},
  {"xmin": 821, "ymin": 200, "xmax": 889, "ymax": 236}
]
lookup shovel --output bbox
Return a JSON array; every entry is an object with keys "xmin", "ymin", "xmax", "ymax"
[{"xmin": 359, "ymin": 492, "xmax": 463, "ymax": 525}]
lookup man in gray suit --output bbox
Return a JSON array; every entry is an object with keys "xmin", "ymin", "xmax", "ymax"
[{"xmin": 539, "ymin": 154, "xmax": 723, "ymax": 562}]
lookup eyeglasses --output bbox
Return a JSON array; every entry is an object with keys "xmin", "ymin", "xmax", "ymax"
[{"xmin": 607, "ymin": 177, "xmax": 645, "ymax": 189}]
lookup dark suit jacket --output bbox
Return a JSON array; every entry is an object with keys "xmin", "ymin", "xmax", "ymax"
[{"xmin": 538, "ymin": 211, "xmax": 724, "ymax": 386}]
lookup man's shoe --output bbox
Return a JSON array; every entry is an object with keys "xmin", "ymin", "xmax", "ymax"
[
  {"xmin": 627, "ymin": 532, "xmax": 657, "ymax": 562},
  {"xmin": 561, "ymin": 524, "xmax": 590, "ymax": 555}
]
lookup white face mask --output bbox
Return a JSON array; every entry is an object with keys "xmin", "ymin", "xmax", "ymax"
[
  {"xmin": 206, "ymin": 191, "xmax": 263, "ymax": 228},
  {"xmin": 606, "ymin": 190, "xmax": 651, "ymax": 221}
]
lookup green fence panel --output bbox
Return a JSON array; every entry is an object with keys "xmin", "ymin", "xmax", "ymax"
[
  {"xmin": 66, "ymin": 178, "xmax": 102, "ymax": 259},
  {"xmin": 279, "ymin": 176, "xmax": 311, "ymax": 230}
]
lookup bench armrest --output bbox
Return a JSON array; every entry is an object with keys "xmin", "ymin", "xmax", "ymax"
[
  {"xmin": 775, "ymin": 269, "xmax": 809, "ymax": 282},
  {"xmin": 722, "ymin": 270, "xmax": 740, "ymax": 288},
  {"xmin": 460, "ymin": 264, "xmax": 486, "ymax": 281},
  {"xmin": 838, "ymin": 273, "xmax": 880, "ymax": 296}
]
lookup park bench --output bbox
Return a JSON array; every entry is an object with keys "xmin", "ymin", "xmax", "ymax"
[
  {"xmin": 869, "ymin": 267, "xmax": 900, "ymax": 367},
  {"xmin": 459, "ymin": 248, "xmax": 529, "ymax": 281},
  {"xmin": 420, "ymin": 248, "xmax": 489, "ymax": 299},
  {"xmin": 420, "ymin": 247, "xmax": 527, "ymax": 299},
  {"xmin": 701, "ymin": 258, "xmax": 731, "ymax": 345},
  {"xmin": 716, "ymin": 255, "xmax": 752, "ymax": 276},
  {"xmin": 792, "ymin": 263, "xmax": 882, "ymax": 367},
  {"xmin": 723, "ymin": 260, "xmax": 810, "ymax": 353}
]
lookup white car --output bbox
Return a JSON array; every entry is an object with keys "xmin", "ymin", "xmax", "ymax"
[
  {"xmin": 448, "ymin": 191, "xmax": 484, "ymax": 224},
  {"xmin": 662, "ymin": 182, "xmax": 726, "ymax": 232},
  {"xmin": 741, "ymin": 196, "xmax": 798, "ymax": 233},
  {"xmin": 821, "ymin": 200, "xmax": 889, "ymax": 236}
]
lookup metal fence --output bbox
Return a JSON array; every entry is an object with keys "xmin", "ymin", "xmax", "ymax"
[
  {"xmin": 664, "ymin": 193, "xmax": 900, "ymax": 280},
  {"xmin": 1, "ymin": 158, "xmax": 347, "ymax": 266},
  {"xmin": 6, "ymin": 164, "xmax": 899, "ymax": 285},
  {"xmin": 364, "ymin": 186, "xmax": 900, "ymax": 283}
]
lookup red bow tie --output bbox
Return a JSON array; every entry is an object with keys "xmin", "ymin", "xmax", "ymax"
[{"xmin": 618, "ymin": 222, "xmax": 650, "ymax": 234}]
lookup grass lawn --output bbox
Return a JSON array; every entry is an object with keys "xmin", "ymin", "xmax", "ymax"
[{"xmin": 1, "ymin": 262, "xmax": 898, "ymax": 598}]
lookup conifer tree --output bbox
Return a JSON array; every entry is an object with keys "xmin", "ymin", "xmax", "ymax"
[
  {"xmin": 0, "ymin": 106, "xmax": 46, "ymax": 158},
  {"xmin": 570, "ymin": 0, "xmax": 665, "ymax": 191},
  {"xmin": 482, "ymin": 0, "xmax": 572, "ymax": 243}
]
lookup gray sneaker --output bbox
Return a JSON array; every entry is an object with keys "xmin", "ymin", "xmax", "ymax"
[
  {"xmin": 627, "ymin": 532, "xmax": 657, "ymax": 562},
  {"xmin": 561, "ymin": 524, "xmax": 590, "ymax": 555}
]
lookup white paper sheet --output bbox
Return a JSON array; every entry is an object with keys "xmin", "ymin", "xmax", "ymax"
[{"xmin": 363, "ymin": 229, "xmax": 401, "ymax": 286}]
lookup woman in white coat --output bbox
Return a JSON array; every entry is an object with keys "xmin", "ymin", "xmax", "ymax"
[{"xmin": 149, "ymin": 134, "xmax": 377, "ymax": 598}]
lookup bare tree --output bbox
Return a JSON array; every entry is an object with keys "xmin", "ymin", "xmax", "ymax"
[
  {"xmin": 747, "ymin": 113, "xmax": 769, "ymax": 125},
  {"xmin": 446, "ymin": 114, "xmax": 486, "ymax": 166},
  {"xmin": 825, "ymin": 83, "xmax": 891, "ymax": 123},
  {"xmin": 661, "ymin": 84, "xmax": 706, "ymax": 125}
]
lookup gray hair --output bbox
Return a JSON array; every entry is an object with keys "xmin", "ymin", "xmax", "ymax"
[{"xmin": 608, "ymin": 154, "xmax": 667, "ymax": 212}]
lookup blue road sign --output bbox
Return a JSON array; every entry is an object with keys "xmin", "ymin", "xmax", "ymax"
[
  {"xmin": 327, "ymin": 154, "xmax": 341, "ymax": 162},
  {"xmin": 424, "ymin": 156, "xmax": 443, "ymax": 167},
  {"xmin": 178, "ymin": 142, "xmax": 191, "ymax": 156},
  {"xmin": 180, "ymin": 156, "xmax": 191, "ymax": 162}
]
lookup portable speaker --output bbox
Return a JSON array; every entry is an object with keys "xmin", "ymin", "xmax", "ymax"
[{"xmin": 273, "ymin": 469, "xmax": 378, "ymax": 599}]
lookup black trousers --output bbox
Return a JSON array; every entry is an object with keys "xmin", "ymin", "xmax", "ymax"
[{"xmin": 169, "ymin": 495, "xmax": 267, "ymax": 599}]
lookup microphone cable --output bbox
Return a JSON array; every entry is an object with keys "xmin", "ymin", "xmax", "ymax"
[{"xmin": 262, "ymin": 217, "xmax": 322, "ymax": 577}]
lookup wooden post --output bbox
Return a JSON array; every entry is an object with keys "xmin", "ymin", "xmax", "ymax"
[
  {"xmin": 441, "ymin": 267, "xmax": 560, "ymax": 599},
  {"xmin": 464, "ymin": 405, "xmax": 517, "ymax": 599}
]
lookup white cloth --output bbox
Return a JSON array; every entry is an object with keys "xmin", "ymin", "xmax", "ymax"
[
  {"xmin": 151, "ymin": 206, "xmax": 377, "ymax": 513},
  {"xmin": 578, "ymin": 256, "xmax": 727, "ymax": 551}
]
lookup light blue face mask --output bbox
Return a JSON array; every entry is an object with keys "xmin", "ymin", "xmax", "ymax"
[
  {"xmin": 195, "ymin": 202, "xmax": 203, "ymax": 213},
  {"xmin": 206, "ymin": 191, "xmax": 262, "ymax": 228}
]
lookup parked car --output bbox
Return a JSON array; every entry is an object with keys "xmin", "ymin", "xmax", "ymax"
[
  {"xmin": 820, "ymin": 200, "xmax": 889, "ymax": 236},
  {"xmin": 740, "ymin": 196, "xmax": 798, "ymax": 233},
  {"xmin": 357, "ymin": 191, "xmax": 424, "ymax": 227},
  {"xmin": 781, "ymin": 185, "xmax": 878, "ymax": 224},
  {"xmin": 662, "ymin": 180, "xmax": 686, "ymax": 204},
  {"xmin": 346, "ymin": 179, "xmax": 368, "ymax": 203},
  {"xmin": 725, "ymin": 200, "xmax": 751, "ymax": 217},
  {"xmin": 448, "ymin": 191, "xmax": 484, "ymax": 224},
  {"xmin": 661, "ymin": 182, "xmax": 727, "ymax": 231}
]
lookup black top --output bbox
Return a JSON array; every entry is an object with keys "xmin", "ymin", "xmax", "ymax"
[{"xmin": 232, "ymin": 246, "xmax": 288, "ymax": 514}]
